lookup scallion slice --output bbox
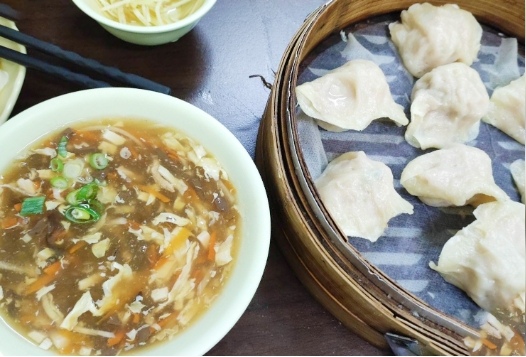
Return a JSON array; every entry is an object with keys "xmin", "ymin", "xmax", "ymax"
[
  {"xmin": 64, "ymin": 204, "xmax": 101, "ymax": 223},
  {"xmin": 88, "ymin": 199, "xmax": 104, "ymax": 214},
  {"xmin": 57, "ymin": 136, "xmax": 69, "ymax": 158},
  {"xmin": 66, "ymin": 182, "xmax": 99, "ymax": 206},
  {"xmin": 63, "ymin": 159, "xmax": 84, "ymax": 179},
  {"xmin": 93, "ymin": 178, "xmax": 107, "ymax": 187},
  {"xmin": 20, "ymin": 196, "xmax": 46, "ymax": 216},
  {"xmin": 88, "ymin": 153, "xmax": 109, "ymax": 170},
  {"xmin": 50, "ymin": 176, "xmax": 69, "ymax": 189},
  {"xmin": 77, "ymin": 182, "xmax": 99, "ymax": 201},
  {"xmin": 66, "ymin": 190, "xmax": 80, "ymax": 205},
  {"xmin": 50, "ymin": 158, "xmax": 64, "ymax": 172}
]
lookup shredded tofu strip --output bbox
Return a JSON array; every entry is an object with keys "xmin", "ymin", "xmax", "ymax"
[
  {"xmin": 0, "ymin": 261, "xmax": 38, "ymax": 276},
  {"xmin": 92, "ymin": 262, "xmax": 134, "ymax": 316},
  {"xmin": 96, "ymin": 0, "xmax": 202, "ymax": 26},
  {"xmin": 60, "ymin": 291, "xmax": 96, "ymax": 331}
]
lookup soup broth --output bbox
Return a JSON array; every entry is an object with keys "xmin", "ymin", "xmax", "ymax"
[{"xmin": 0, "ymin": 118, "xmax": 240, "ymax": 355}]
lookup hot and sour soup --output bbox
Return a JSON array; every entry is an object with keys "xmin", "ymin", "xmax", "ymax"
[{"xmin": 0, "ymin": 118, "xmax": 240, "ymax": 355}]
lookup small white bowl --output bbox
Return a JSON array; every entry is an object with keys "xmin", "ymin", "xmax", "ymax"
[
  {"xmin": 0, "ymin": 88, "xmax": 270, "ymax": 355},
  {"xmin": 71, "ymin": 0, "xmax": 216, "ymax": 45},
  {"xmin": 0, "ymin": 17, "xmax": 26, "ymax": 124}
]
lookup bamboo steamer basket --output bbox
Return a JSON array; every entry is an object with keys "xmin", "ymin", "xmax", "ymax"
[{"xmin": 255, "ymin": 0, "xmax": 525, "ymax": 355}]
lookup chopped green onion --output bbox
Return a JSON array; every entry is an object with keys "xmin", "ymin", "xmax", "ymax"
[
  {"xmin": 50, "ymin": 158, "xmax": 64, "ymax": 172},
  {"xmin": 77, "ymin": 182, "xmax": 99, "ymax": 201},
  {"xmin": 68, "ymin": 207, "xmax": 90, "ymax": 220},
  {"xmin": 57, "ymin": 136, "xmax": 69, "ymax": 158},
  {"xmin": 63, "ymin": 159, "xmax": 84, "ymax": 179},
  {"xmin": 50, "ymin": 176, "xmax": 69, "ymax": 189},
  {"xmin": 66, "ymin": 190, "xmax": 80, "ymax": 205},
  {"xmin": 88, "ymin": 199, "xmax": 104, "ymax": 214},
  {"xmin": 20, "ymin": 196, "xmax": 46, "ymax": 216},
  {"xmin": 66, "ymin": 182, "xmax": 99, "ymax": 205},
  {"xmin": 93, "ymin": 178, "xmax": 107, "ymax": 187},
  {"xmin": 64, "ymin": 204, "xmax": 101, "ymax": 223},
  {"xmin": 88, "ymin": 153, "xmax": 109, "ymax": 170}
]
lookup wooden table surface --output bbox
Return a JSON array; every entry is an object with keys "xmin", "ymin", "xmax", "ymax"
[{"xmin": 4, "ymin": 1, "xmax": 391, "ymax": 355}]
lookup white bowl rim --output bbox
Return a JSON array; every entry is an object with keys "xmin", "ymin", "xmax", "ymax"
[
  {"xmin": 71, "ymin": 0, "xmax": 217, "ymax": 34},
  {"xmin": 0, "ymin": 87, "xmax": 271, "ymax": 356}
]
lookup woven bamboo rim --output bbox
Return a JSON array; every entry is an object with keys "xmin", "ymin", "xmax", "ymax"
[{"xmin": 256, "ymin": 0, "xmax": 525, "ymax": 355}]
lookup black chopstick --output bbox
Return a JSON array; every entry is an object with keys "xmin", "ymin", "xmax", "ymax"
[
  {"xmin": 0, "ymin": 4, "xmax": 20, "ymax": 21},
  {"xmin": 0, "ymin": 23, "xmax": 171, "ymax": 94},
  {"xmin": 0, "ymin": 45, "xmax": 113, "ymax": 89}
]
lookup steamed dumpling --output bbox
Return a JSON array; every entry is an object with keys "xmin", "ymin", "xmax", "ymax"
[
  {"xmin": 401, "ymin": 144, "xmax": 509, "ymax": 207},
  {"xmin": 389, "ymin": 3, "xmax": 482, "ymax": 78},
  {"xmin": 295, "ymin": 59, "xmax": 409, "ymax": 132},
  {"xmin": 430, "ymin": 201, "xmax": 525, "ymax": 314},
  {"xmin": 315, "ymin": 151, "xmax": 413, "ymax": 242},
  {"xmin": 510, "ymin": 159, "xmax": 525, "ymax": 203},
  {"xmin": 405, "ymin": 63, "xmax": 490, "ymax": 150},
  {"xmin": 483, "ymin": 75, "xmax": 525, "ymax": 145}
]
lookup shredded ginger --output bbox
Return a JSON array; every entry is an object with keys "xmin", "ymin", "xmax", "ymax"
[{"xmin": 96, "ymin": 0, "xmax": 203, "ymax": 26}]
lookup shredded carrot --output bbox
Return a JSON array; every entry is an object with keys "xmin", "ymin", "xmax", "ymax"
[
  {"xmin": 163, "ymin": 227, "xmax": 192, "ymax": 257},
  {"xmin": 1, "ymin": 216, "xmax": 19, "ymax": 229},
  {"xmin": 208, "ymin": 231, "xmax": 216, "ymax": 261},
  {"xmin": 165, "ymin": 148, "xmax": 179, "ymax": 161},
  {"xmin": 43, "ymin": 261, "xmax": 61, "ymax": 275},
  {"xmin": 136, "ymin": 184, "xmax": 170, "ymax": 203},
  {"xmin": 25, "ymin": 261, "xmax": 62, "ymax": 294},
  {"xmin": 107, "ymin": 330, "xmax": 126, "ymax": 347},
  {"xmin": 13, "ymin": 203, "xmax": 22, "ymax": 212},
  {"xmin": 132, "ymin": 313, "xmax": 141, "ymax": 324},
  {"xmin": 153, "ymin": 255, "xmax": 171, "ymax": 271},
  {"xmin": 68, "ymin": 240, "xmax": 87, "ymax": 254},
  {"xmin": 152, "ymin": 228, "xmax": 192, "ymax": 271},
  {"xmin": 482, "ymin": 338, "xmax": 497, "ymax": 350},
  {"xmin": 510, "ymin": 330, "xmax": 525, "ymax": 348},
  {"xmin": 146, "ymin": 243, "xmax": 160, "ymax": 268},
  {"xmin": 25, "ymin": 273, "xmax": 56, "ymax": 295}
]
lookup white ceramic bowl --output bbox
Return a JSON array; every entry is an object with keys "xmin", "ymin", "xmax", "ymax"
[
  {"xmin": 0, "ymin": 88, "xmax": 270, "ymax": 356},
  {"xmin": 0, "ymin": 17, "xmax": 26, "ymax": 124},
  {"xmin": 71, "ymin": 0, "xmax": 216, "ymax": 45}
]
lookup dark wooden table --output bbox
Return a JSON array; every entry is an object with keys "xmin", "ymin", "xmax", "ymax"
[{"xmin": 4, "ymin": 1, "xmax": 390, "ymax": 355}]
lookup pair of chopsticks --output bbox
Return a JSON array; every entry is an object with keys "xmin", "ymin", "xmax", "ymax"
[{"xmin": 0, "ymin": 4, "xmax": 171, "ymax": 94}]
